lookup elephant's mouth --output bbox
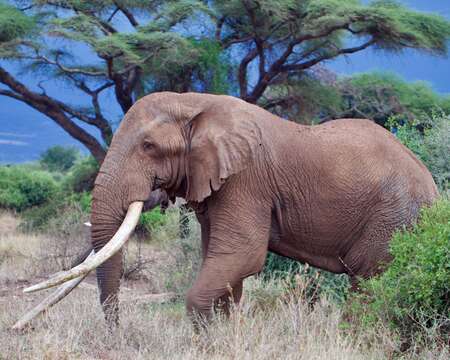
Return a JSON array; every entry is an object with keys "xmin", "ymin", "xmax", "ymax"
[{"xmin": 153, "ymin": 175, "xmax": 165, "ymax": 190}]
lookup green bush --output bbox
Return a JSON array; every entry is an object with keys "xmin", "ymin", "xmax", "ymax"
[
  {"xmin": 137, "ymin": 207, "xmax": 167, "ymax": 237},
  {"xmin": 389, "ymin": 114, "xmax": 450, "ymax": 191},
  {"xmin": 0, "ymin": 166, "xmax": 58, "ymax": 212},
  {"xmin": 350, "ymin": 198, "xmax": 450, "ymax": 341},
  {"xmin": 420, "ymin": 114, "xmax": 450, "ymax": 190},
  {"xmin": 262, "ymin": 252, "xmax": 350, "ymax": 303},
  {"xmin": 21, "ymin": 191, "xmax": 92, "ymax": 231},
  {"xmin": 63, "ymin": 156, "xmax": 99, "ymax": 193},
  {"xmin": 20, "ymin": 196, "xmax": 64, "ymax": 230},
  {"xmin": 73, "ymin": 191, "xmax": 92, "ymax": 213},
  {"xmin": 40, "ymin": 145, "xmax": 79, "ymax": 172}
]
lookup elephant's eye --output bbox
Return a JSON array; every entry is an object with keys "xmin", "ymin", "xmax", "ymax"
[{"xmin": 143, "ymin": 140, "xmax": 155, "ymax": 152}]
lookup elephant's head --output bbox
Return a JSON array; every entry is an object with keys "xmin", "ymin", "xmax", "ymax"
[
  {"xmin": 23, "ymin": 92, "xmax": 262, "ymax": 324},
  {"xmin": 90, "ymin": 92, "xmax": 261, "ymax": 321}
]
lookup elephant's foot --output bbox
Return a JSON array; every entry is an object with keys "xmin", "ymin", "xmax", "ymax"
[{"xmin": 186, "ymin": 279, "xmax": 244, "ymax": 332}]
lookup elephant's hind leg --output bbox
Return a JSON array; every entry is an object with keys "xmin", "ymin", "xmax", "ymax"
[{"xmin": 342, "ymin": 218, "xmax": 397, "ymax": 281}]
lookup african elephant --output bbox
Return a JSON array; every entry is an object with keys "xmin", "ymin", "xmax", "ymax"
[{"xmin": 26, "ymin": 92, "xmax": 438, "ymax": 325}]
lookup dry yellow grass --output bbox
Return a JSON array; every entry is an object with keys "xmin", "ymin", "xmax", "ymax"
[
  {"xmin": 0, "ymin": 211, "xmax": 49, "ymax": 283},
  {"xmin": 0, "ymin": 211, "xmax": 448, "ymax": 359}
]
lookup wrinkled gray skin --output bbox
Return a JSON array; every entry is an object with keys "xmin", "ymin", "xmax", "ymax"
[{"xmin": 91, "ymin": 92, "xmax": 438, "ymax": 325}]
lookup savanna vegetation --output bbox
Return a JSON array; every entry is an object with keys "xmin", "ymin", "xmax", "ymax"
[
  {"xmin": 0, "ymin": 111, "xmax": 448, "ymax": 359},
  {"xmin": 0, "ymin": 0, "xmax": 449, "ymax": 359}
]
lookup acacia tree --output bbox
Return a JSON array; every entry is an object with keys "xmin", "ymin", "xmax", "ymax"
[
  {"xmin": 336, "ymin": 72, "xmax": 450, "ymax": 125},
  {"xmin": 261, "ymin": 70, "xmax": 450, "ymax": 125},
  {"xmin": 0, "ymin": 0, "xmax": 221, "ymax": 163},
  {"xmin": 1, "ymin": 0, "xmax": 450, "ymax": 162},
  {"xmin": 212, "ymin": 0, "xmax": 450, "ymax": 105}
]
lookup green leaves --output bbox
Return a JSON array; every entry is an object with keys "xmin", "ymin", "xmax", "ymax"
[
  {"xmin": 0, "ymin": 2, "xmax": 35, "ymax": 43},
  {"xmin": 389, "ymin": 113, "xmax": 450, "ymax": 191},
  {"xmin": 351, "ymin": 198, "xmax": 450, "ymax": 340},
  {"xmin": 189, "ymin": 38, "xmax": 231, "ymax": 94},
  {"xmin": 0, "ymin": 166, "xmax": 58, "ymax": 212},
  {"xmin": 95, "ymin": 31, "xmax": 193, "ymax": 66},
  {"xmin": 365, "ymin": 0, "xmax": 450, "ymax": 54},
  {"xmin": 40, "ymin": 145, "xmax": 80, "ymax": 173},
  {"xmin": 50, "ymin": 14, "xmax": 103, "ymax": 42},
  {"xmin": 144, "ymin": 0, "xmax": 210, "ymax": 32}
]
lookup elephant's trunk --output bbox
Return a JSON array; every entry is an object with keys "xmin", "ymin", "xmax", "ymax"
[
  {"xmin": 90, "ymin": 197, "xmax": 124, "ymax": 324},
  {"xmin": 89, "ymin": 177, "xmax": 148, "ymax": 323},
  {"xmin": 89, "ymin": 158, "xmax": 151, "ymax": 323}
]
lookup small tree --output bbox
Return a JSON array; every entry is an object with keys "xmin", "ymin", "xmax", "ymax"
[
  {"xmin": 349, "ymin": 198, "xmax": 450, "ymax": 342},
  {"xmin": 389, "ymin": 113, "xmax": 450, "ymax": 191},
  {"xmin": 40, "ymin": 145, "xmax": 79, "ymax": 172}
]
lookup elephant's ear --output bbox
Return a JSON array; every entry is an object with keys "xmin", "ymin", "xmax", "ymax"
[{"xmin": 185, "ymin": 106, "xmax": 261, "ymax": 203}]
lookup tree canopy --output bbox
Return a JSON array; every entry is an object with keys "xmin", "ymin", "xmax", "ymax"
[
  {"xmin": 213, "ymin": 0, "xmax": 450, "ymax": 103},
  {"xmin": 40, "ymin": 145, "xmax": 79, "ymax": 172},
  {"xmin": 1, "ymin": 0, "xmax": 450, "ymax": 162},
  {"xmin": 338, "ymin": 72, "xmax": 450, "ymax": 125},
  {"xmin": 266, "ymin": 71, "xmax": 450, "ymax": 125}
]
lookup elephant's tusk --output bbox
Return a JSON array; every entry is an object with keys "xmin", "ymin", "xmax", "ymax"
[
  {"xmin": 23, "ymin": 201, "xmax": 143, "ymax": 293},
  {"xmin": 12, "ymin": 251, "xmax": 95, "ymax": 330}
]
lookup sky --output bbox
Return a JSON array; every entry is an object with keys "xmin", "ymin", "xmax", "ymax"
[{"xmin": 0, "ymin": 0, "xmax": 449, "ymax": 163}]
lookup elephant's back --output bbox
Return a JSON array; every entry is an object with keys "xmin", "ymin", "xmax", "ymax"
[
  {"xmin": 259, "ymin": 117, "xmax": 438, "ymax": 265},
  {"xmin": 310, "ymin": 118, "xmax": 438, "ymax": 203}
]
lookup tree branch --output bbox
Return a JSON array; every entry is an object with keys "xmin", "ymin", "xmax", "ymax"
[
  {"xmin": 32, "ymin": 54, "xmax": 106, "ymax": 77},
  {"xmin": 261, "ymin": 97, "xmax": 294, "ymax": 110},
  {"xmin": 107, "ymin": 7, "xmax": 120, "ymax": 22},
  {"xmin": 0, "ymin": 67, "xmax": 106, "ymax": 162},
  {"xmin": 59, "ymin": 76, "xmax": 114, "ymax": 143},
  {"xmin": 246, "ymin": 37, "xmax": 377, "ymax": 103},
  {"xmin": 215, "ymin": 17, "xmax": 225, "ymax": 41},
  {"xmin": 44, "ymin": 0, "xmax": 118, "ymax": 34},
  {"xmin": 113, "ymin": 0, "xmax": 139, "ymax": 27},
  {"xmin": 242, "ymin": 1, "xmax": 266, "ymax": 79},
  {"xmin": 221, "ymin": 35, "xmax": 253, "ymax": 48},
  {"xmin": 0, "ymin": 89, "xmax": 25, "ymax": 101},
  {"xmin": 280, "ymin": 38, "xmax": 377, "ymax": 72},
  {"xmin": 238, "ymin": 48, "xmax": 259, "ymax": 99},
  {"xmin": 19, "ymin": 5, "xmax": 34, "ymax": 12}
]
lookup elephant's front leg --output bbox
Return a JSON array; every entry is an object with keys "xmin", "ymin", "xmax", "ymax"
[
  {"xmin": 195, "ymin": 207, "xmax": 210, "ymax": 261},
  {"xmin": 186, "ymin": 206, "xmax": 270, "ymax": 322},
  {"xmin": 216, "ymin": 280, "xmax": 243, "ymax": 315}
]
